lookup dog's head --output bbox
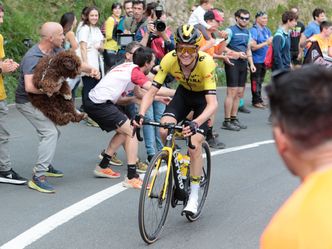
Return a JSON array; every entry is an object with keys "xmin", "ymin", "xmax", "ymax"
[{"xmin": 54, "ymin": 51, "xmax": 81, "ymax": 78}]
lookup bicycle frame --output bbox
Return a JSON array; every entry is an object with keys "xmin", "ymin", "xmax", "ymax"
[{"xmin": 147, "ymin": 124, "xmax": 178, "ymax": 201}]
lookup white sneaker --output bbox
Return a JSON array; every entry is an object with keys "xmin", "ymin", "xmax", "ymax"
[{"xmin": 183, "ymin": 197, "xmax": 198, "ymax": 215}]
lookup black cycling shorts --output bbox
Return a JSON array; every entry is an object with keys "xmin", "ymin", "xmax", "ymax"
[
  {"xmin": 162, "ymin": 85, "xmax": 212, "ymax": 135},
  {"xmin": 225, "ymin": 59, "xmax": 248, "ymax": 87},
  {"xmin": 84, "ymin": 97, "xmax": 128, "ymax": 132}
]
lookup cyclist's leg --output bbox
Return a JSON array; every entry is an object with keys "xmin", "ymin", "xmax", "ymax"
[
  {"xmin": 188, "ymin": 133, "xmax": 205, "ymax": 176},
  {"xmin": 160, "ymin": 115, "xmax": 177, "ymax": 142}
]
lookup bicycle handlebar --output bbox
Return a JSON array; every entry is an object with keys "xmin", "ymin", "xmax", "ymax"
[{"xmin": 133, "ymin": 120, "xmax": 203, "ymax": 150}]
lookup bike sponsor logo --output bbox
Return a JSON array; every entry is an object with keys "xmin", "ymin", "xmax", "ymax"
[{"xmin": 173, "ymin": 151, "xmax": 184, "ymax": 189}]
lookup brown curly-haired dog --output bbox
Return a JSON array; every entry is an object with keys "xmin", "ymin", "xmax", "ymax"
[{"xmin": 29, "ymin": 51, "xmax": 86, "ymax": 126}]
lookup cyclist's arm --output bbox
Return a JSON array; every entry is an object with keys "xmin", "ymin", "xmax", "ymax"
[
  {"xmin": 141, "ymin": 81, "xmax": 175, "ymax": 97},
  {"xmin": 138, "ymin": 84, "xmax": 159, "ymax": 116},
  {"xmin": 193, "ymin": 94, "xmax": 218, "ymax": 126}
]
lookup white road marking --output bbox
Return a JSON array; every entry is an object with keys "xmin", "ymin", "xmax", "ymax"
[
  {"xmin": 0, "ymin": 183, "xmax": 126, "ymax": 249},
  {"xmin": 0, "ymin": 139, "xmax": 275, "ymax": 249}
]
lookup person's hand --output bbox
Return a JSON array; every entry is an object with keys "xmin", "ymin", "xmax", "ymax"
[
  {"xmin": 238, "ymin": 52, "xmax": 247, "ymax": 59},
  {"xmin": 227, "ymin": 51, "xmax": 240, "ymax": 60},
  {"xmin": 90, "ymin": 68, "xmax": 100, "ymax": 79},
  {"xmin": 147, "ymin": 22, "xmax": 156, "ymax": 34},
  {"xmin": 307, "ymin": 37, "xmax": 316, "ymax": 43},
  {"xmin": 1, "ymin": 59, "xmax": 19, "ymax": 73},
  {"xmin": 297, "ymin": 50, "xmax": 303, "ymax": 62},
  {"xmin": 223, "ymin": 55, "xmax": 234, "ymax": 66},
  {"xmin": 218, "ymin": 30, "xmax": 228, "ymax": 40},
  {"xmin": 250, "ymin": 64, "xmax": 256, "ymax": 73},
  {"xmin": 132, "ymin": 114, "xmax": 144, "ymax": 128},
  {"xmin": 206, "ymin": 38, "xmax": 215, "ymax": 48},
  {"xmin": 182, "ymin": 120, "xmax": 198, "ymax": 137},
  {"xmin": 266, "ymin": 37, "xmax": 273, "ymax": 46}
]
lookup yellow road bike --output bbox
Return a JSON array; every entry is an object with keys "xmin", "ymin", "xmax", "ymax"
[{"xmin": 135, "ymin": 120, "xmax": 211, "ymax": 244}]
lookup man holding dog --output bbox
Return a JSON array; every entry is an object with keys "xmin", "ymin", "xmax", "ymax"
[{"xmin": 15, "ymin": 22, "xmax": 99, "ymax": 193}]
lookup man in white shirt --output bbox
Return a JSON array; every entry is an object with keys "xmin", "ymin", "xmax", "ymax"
[{"xmin": 85, "ymin": 47, "xmax": 174, "ymax": 189}]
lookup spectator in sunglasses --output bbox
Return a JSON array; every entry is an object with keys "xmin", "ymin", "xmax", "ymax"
[{"xmin": 222, "ymin": 9, "xmax": 256, "ymax": 132}]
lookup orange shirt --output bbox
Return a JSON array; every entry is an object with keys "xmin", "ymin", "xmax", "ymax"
[
  {"xmin": 199, "ymin": 36, "xmax": 223, "ymax": 57},
  {"xmin": 306, "ymin": 34, "xmax": 332, "ymax": 55},
  {"xmin": 260, "ymin": 167, "xmax": 332, "ymax": 249}
]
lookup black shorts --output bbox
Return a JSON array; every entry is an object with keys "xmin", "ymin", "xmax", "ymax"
[
  {"xmin": 290, "ymin": 51, "xmax": 302, "ymax": 65},
  {"xmin": 84, "ymin": 97, "xmax": 128, "ymax": 132},
  {"xmin": 162, "ymin": 85, "xmax": 211, "ymax": 135},
  {"xmin": 225, "ymin": 59, "xmax": 248, "ymax": 87}
]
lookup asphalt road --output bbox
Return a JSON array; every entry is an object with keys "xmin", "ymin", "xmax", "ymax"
[{"xmin": 0, "ymin": 87, "xmax": 299, "ymax": 249}]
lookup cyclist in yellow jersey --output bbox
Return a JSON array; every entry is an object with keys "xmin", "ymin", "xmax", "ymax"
[{"xmin": 135, "ymin": 24, "xmax": 218, "ymax": 215}]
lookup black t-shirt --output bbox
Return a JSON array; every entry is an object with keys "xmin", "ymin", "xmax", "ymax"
[{"xmin": 290, "ymin": 21, "xmax": 305, "ymax": 53}]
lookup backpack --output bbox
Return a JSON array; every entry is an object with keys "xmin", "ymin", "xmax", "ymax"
[
  {"xmin": 100, "ymin": 16, "xmax": 119, "ymax": 41},
  {"xmin": 264, "ymin": 31, "xmax": 285, "ymax": 69}
]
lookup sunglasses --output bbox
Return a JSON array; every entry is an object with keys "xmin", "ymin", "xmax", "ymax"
[
  {"xmin": 176, "ymin": 46, "xmax": 197, "ymax": 54},
  {"xmin": 239, "ymin": 16, "xmax": 250, "ymax": 21}
]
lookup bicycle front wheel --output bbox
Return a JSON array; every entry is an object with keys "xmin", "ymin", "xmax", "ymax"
[
  {"xmin": 186, "ymin": 141, "xmax": 211, "ymax": 222},
  {"xmin": 138, "ymin": 150, "xmax": 173, "ymax": 244}
]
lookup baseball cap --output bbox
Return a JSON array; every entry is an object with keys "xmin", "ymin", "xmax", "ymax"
[{"xmin": 204, "ymin": 9, "xmax": 224, "ymax": 22}]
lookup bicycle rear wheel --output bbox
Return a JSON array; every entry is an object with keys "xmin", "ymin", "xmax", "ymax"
[
  {"xmin": 138, "ymin": 150, "xmax": 173, "ymax": 244},
  {"xmin": 186, "ymin": 141, "xmax": 211, "ymax": 221}
]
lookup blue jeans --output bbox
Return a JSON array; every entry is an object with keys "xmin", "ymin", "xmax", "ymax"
[{"xmin": 143, "ymin": 101, "xmax": 165, "ymax": 156}]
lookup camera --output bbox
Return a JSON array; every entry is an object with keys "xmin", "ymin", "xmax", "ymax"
[
  {"xmin": 23, "ymin": 38, "xmax": 34, "ymax": 48},
  {"xmin": 154, "ymin": 4, "xmax": 166, "ymax": 32},
  {"xmin": 117, "ymin": 34, "xmax": 134, "ymax": 49}
]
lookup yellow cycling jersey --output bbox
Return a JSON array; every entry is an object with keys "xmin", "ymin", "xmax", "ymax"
[{"xmin": 153, "ymin": 50, "xmax": 217, "ymax": 94}]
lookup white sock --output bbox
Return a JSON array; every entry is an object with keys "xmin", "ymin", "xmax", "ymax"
[{"xmin": 189, "ymin": 183, "xmax": 199, "ymax": 201}]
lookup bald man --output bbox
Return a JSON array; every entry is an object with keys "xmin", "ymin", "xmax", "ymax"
[{"xmin": 15, "ymin": 22, "xmax": 99, "ymax": 193}]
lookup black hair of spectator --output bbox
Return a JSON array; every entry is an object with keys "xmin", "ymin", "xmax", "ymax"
[
  {"xmin": 133, "ymin": 47, "xmax": 154, "ymax": 67},
  {"xmin": 267, "ymin": 65, "xmax": 332, "ymax": 149},
  {"xmin": 125, "ymin": 41, "xmax": 142, "ymax": 53},
  {"xmin": 319, "ymin": 21, "xmax": 332, "ymax": 32},
  {"xmin": 133, "ymin": 0, "xmax": 146, "ymax": 10},
  {"xmin": 234, "ymin": 9, "xmax": 250, "ymax": 18},
  {"xmin": 312, "ymin": 8, "xmax": 325, "ymax": 20},
  {"xmin": 123, "ymin": 0, "xmax": 133, "ymax": 8},
  {"xmin": 60, "ymin": 12, "xmax": 76, "ymax": 34},
  {"xmin": 83, "ymin": 6, "xmax": 99, "ymax": 26},
  {"xmin": 0, "ymin": 4, "xmax": 4, "ymax": 12},
  {"xmin": 112, "ymin": 2, "xmax": 122, "ymax": 10},
  {"xmin": 146, "ymin": 2, "xmax": 159, "ymax": 17},
  {"xmin": 281, "ymin": 11, "xmax": 298, "ymax": 24},
  {"xmin": 81, "ymin": 6, "xmax": 89, "ymax": 21}
]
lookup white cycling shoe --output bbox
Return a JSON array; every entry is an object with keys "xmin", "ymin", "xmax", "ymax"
[{"xmin": 182, "ymin": 197, "xmax": 198, "ymax": 216}]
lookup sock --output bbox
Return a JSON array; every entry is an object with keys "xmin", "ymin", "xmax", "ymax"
[
  {"xmin": 239, "ymin": 98, "xmax": 244, "ymax": 107},
  {"xmin": 230, "ymin": 116, "xmax": 237, "ymax": 121},
  {"xmin": 127, "ymin": 164, "xmax": 137, "ymax": 179},
  {"xmin": 190, "ymin": 176, "xmax": 201, "ymax": 200},
  {"xmin": 99, "ymin": 154, "xmax": 112, "ymax": 169},
  {"xmin": 206, "ymin": 126, "xmax": 213, "ymax": 140},
  {"xmin": 224, "ymin": 118, "xmax": 231, "ymax": 123}
]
